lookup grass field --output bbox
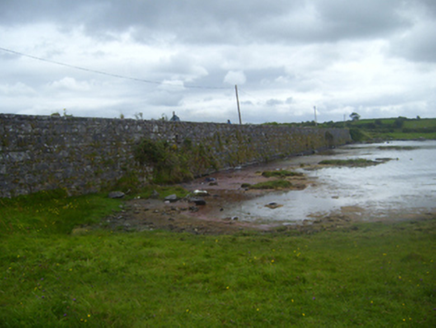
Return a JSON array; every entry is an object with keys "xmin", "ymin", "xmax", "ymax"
[
  {"xmin": 307, "ymin": 117, "xmax": 436, "ymax": 141},
  {"xmin": 382, "ymin": 132, "xmax": 436, "ymax": 140},
  {"xmin": 1, "ymin": 191, "xmax": 435, "ymax": 327},
  {"xmin": 403, "ymin": 119, "xmax": 436, "ymax": 129},
  {"xmin": 348, "ymin": 118, "xmax": 436, "ymax": 141}
]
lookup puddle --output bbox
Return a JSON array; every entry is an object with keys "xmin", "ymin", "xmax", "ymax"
[{"xmin": 218, "ymin": 140, "xmax": 436, "ymax": 223}]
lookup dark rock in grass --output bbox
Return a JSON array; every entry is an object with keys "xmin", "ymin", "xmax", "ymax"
[
  {"xmin": 108, "ymin": 191, "xmax": 125, "ymax": 199},
  {"xmin": 189, "ymin": 198, "xmax": 206, "ymax": 206},
  {"xmin": 150, "ymin": 190, "xmax": 159, "ymax": 199},
  {"xmin": 164, "ymin": 194, "xmax": 178, "ymax": 202}
]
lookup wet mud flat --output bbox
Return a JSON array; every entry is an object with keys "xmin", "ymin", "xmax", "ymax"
[
  {"xmin": 104, "ymin": 167, "xmax": 309, "ymax": 234},
  {"xmin": 104, "ymin": 146, "xmax": 436, "ymax": 235}
]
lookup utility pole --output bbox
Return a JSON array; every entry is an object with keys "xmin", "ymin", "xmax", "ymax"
[
  {"xmin": 314, "ymin": 106, "xmax": 317, "ymax": 127},
  {"xmin": 235, "ymin": 85, "xmax": 242, "ymax": 125}
]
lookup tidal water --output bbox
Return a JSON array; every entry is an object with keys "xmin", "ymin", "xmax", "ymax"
[{"xmin": 220, "ymin": 140, "xmax": 436, "ymax": 223}]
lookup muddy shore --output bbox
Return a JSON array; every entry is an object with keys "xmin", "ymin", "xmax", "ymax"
[{"xmin": 103, "ymin": 150, "xmax": 435, "ymax": 235}]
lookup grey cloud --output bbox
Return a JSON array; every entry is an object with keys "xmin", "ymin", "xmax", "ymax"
[
  {"xmin": 245, "ymin": 67, "xmax": 289, "ymax": 86},
  {"xmin": 0, "ymin": 0, "xmax": 100, "ymax": 26},
  {"xmin": 156, "ymin": 54, "xmax": 209, "ymax": 82},
  {"xmin": 384, "ymin": 0, "xmax": 436, "ymax": 63},
  {"xmin": 147, "ymin": 91, "xmax": 184, "ymax": 107},
  {"xmin": 389, "ymin": 21, "xmax": 436, "ymax": 63},
  {"xmin": 0, "ymin": 0, "xmax": 418, "ymax": 45},
  {"xmin": 1, "ymin": 0, "xmax": 435, "ymax": 123},
  {"xmin": 266, "ymin": 99, "xmax": 283, "ymax": 106},
  {"xmin": 313, "ymin": 0, "xmax": 410, "ymax": 39}
]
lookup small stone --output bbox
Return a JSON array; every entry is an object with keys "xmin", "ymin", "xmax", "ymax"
[
  {"xmin": 108, "ymin": 191, "xmax": 125, "ymax": 199},
  {"xmin": 189, "ymin": 198, "xmax": 206, "ymax": 206},
  {"xmin": 265, "ymin": 202, "xmax": 283, "ymax": 209},
  {"xmin": 164, "ymin": 194, "xmax": 178, "ymax": 202},
  {"xmin": 189, "ymin": 206, "xmax": 199, "ymax": 212},
  {"xmin": 193, "ymin": 190, "xmax": 208, "ymax": 196},
  {"xmin": 150, "ymin": 190, "xmax": 159, "ymax": 199}
]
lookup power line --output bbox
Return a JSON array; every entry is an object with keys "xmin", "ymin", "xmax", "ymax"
[
  {"xmin": 238, "ymin": 88, "xmax": 264, "ymax": 104},
  {"xmin": 0, "ymin": 46, "xmax": 229, "ymax": 90}
]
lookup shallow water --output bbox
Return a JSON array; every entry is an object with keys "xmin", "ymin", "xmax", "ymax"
[{"xmin": 220, "ymin": 140, "xmax": 436, "ymax": 223}]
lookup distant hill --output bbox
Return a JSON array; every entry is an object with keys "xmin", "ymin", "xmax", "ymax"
[{"xmin": 264, "ymin": 117, "xmax": 436, "ymax": 141}]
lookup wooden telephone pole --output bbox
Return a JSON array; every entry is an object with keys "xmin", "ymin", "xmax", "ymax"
[{"xmin": 235, "ymin": 85, "xmax": 242, "ymax": 125}]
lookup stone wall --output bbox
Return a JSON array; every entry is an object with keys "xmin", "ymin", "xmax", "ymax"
[{"xmin": 0, "ymin": 114, "xmax": 351, "ymax": 198}]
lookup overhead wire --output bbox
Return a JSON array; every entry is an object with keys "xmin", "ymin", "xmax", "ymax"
[
  {"xmin": 0, "ymin": 46, "xmax": 230, "ymax": 90},
  {"xmin": 238, "ymin": 88, "xmax": 264, "ymax": 104}
]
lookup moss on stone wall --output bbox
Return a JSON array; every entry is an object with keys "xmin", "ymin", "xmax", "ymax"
[{"xmin": 0, "ymin": 114, "xmax": 350, "ymax": 197}]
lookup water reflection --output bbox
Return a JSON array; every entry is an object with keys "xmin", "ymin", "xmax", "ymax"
[{"xmin": 220, "ymin": 140, "xmax": 436, "ymax": 223}]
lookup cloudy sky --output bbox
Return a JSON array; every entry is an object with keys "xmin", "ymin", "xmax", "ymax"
[{"xmin": 1, "ymin": 0, "xmax": 435, "ymax": 123}]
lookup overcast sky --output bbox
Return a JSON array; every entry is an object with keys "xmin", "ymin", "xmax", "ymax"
[{"xmin": 1, "ymin": 0, "xmax": 435, "ymax": 124}]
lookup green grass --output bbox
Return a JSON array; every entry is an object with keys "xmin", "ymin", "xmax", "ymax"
[
  {"xmin": 249, "ymin": 180, "xmax": 292, "ymax": 189},
  {"xmin": 261, "ymin": 170, "xmax": 303, "ymax": 178},
  {"xmin": 318, "ymin": 159, "xmax": 379, "ymax": 166},
  {"xmin": 403, "ymin": 119, "xmax": 436, "ymax": 129},
  {"xmin": 383, "ymin": 132, "xmax": 436, "ymax": 140},
  {"xmin": 377, "ymin": 146, "xmax": 418, "ymax": 150},
  {"xmin": 314, "ymin": 117, "xmax": 436, "ymax": 141},
  {"xmin": 135, "ymin": 185, "xmax": 190, "ymax": 200},
  {"xmin": 0, "ymin": 189, "xmax": 123, "ymax": 236},
  {"xmin": 350, "ymin": 118, "xmax": 436, "ymax": 141},
  {"xmin": 1, "ymin": 191, "xmax": 435, "ymax": 327}
]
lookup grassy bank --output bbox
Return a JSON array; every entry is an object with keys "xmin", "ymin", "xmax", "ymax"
[
  {"xmin": 265, "ymin": 117, "xmax": 436, "ymax": 141},
  {"xmin": 1, "ymin": 191, "xmax": 435, "ymax": 327},
  {"xmin": 349, "ymin": 117, "xmax": 436, "ymax": 140},
  {"xmin": 331, "ymin": 117, "xmax": 436, "ymax": 141}
]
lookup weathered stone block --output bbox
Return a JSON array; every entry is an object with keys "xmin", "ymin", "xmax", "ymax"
[{"xmin": 0, "ymin": 114, "xmax": 350, "ymax": 198}]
